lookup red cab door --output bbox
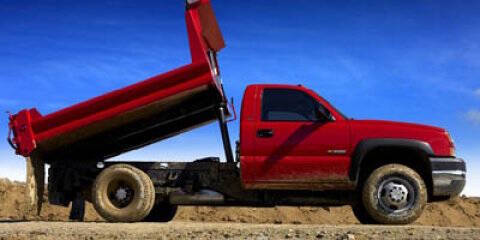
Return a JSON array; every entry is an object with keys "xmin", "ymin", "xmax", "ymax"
[{"xmin": 244, "ymin": 87, "xmax": 351, "ymax": 190}]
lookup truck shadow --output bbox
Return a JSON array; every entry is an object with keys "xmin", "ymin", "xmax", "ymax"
[
  {"xmin": 260, "ymin": 122, "xmax": 325, "ymax": 174},
  {"xmin": 0, "ymin": 219, "xmax": 24, "ymax": 223}
]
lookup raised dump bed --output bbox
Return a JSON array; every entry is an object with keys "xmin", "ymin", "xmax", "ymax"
[{"xmin": 8, "ymin": 0, "xmax": 227, "ymax": 162}]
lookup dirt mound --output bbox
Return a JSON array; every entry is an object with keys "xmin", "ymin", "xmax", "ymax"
[
  {"xmin": 1, "ymin": 178, "xmax": 478, "ymax": 227},
  {"xmin": 175, "ymin": 198, "xmax": 480, "ymax": 227},
  {"xmin": 0, "ymin": 178, "xmax": 102, "ymax": 222}
]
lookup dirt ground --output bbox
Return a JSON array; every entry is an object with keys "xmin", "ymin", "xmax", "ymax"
[
  {"xmin": 0, "ymin": 222, "xmax": 479, "ymax": 240},
  {"xmin": 0, "ymin": 178, "xmax": 479, "ymax": 239}
]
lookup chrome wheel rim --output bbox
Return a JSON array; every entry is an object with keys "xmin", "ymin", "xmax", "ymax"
[{"xmin": 377, "ymin": 176, "xmax": 416, "ymax": 214}]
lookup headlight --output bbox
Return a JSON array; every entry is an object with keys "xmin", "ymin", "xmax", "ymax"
[
  {"xmin": 445, "ymin": 131, "xmax": 456, "ymax": 156},
  {"xmin": 450, "ymin": 146, "xmax": 456, "ymax": 157}
]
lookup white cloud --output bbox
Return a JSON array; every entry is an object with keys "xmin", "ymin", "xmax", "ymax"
[
  {"xmin": 460, "ymin": 150, "xmax": 480, "ymax": 197},
  {"xmin": 463, "ymin": 164, "xmax": 480, "ymax": 197},
  {"xmin": 475, "ymin": 88, "xmax": 480, "ymax": 97},
  {"xmin": 465, "ymin": 109, "xmax": 480, "ymax": 125},
  {"xmin": 0, "ymin": 162, "xmax": 25, "ymax": 182}
]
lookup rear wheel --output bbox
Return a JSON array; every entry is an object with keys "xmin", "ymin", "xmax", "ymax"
[
  {"xmin": 359, "ymin": 164, "xmax": 427, "ymax": 224},
  {"xmin": 92, "ymin": 164, "xmax": 155, "ymax": 222}
]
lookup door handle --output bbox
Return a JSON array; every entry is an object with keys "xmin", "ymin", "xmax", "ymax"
[{"xmin": 257, "ymin": 129, "xmax": 274, "ymax": 138}]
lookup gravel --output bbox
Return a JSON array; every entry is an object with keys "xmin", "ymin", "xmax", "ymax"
[{"xmin": 0, "ymin": 221, "xmax": 478, "ymax": 240}]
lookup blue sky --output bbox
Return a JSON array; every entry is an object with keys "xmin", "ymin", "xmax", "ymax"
[{"xmin": 0, "ymin": 0, "xmax": 479, "ymax": 195}]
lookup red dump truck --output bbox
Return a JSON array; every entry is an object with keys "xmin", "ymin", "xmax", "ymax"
[{"xmin": 7, "ymin": 0, "xmax": 465, "ymax": 224}]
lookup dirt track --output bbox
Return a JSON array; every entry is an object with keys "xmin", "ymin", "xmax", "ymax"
[{"xmin": 0, "ymin": 221, "xmax": 479, "ymax": 240}]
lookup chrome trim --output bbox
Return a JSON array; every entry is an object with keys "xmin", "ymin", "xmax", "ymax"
[
  {"xmin": 327, "ymin": 150, "xmax": 347, "ymax": 155},
  {"xmin": 432, "ymin": 170, "xmax": 466, "ymax": 176},
  {"xmin": 430, "ymin": 157, "xmax": 466, "ymax": 197}
]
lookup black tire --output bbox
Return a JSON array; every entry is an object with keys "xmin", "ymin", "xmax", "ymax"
[
  {"xmin": 92, "ymin": 164, "xmax": 155, "ymax": 222},
  {"xmin": 143, "ymin": 203, "xmax": 178, "ymax": 222},
  {"xmin": 351, "ymin": 202, "xmax": 376, "ymax": 224},
  {"xmin": 360, "ymin": 164, "xmax": 427, "ymax": 224}
]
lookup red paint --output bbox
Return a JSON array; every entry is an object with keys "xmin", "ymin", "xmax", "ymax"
[
  {"xmin": 8, "ymin": 109, "xmax": 36, "ymax": 156},
  {"xmin": 240, "ymin": 85, "xmax": 350, "ymax": 188},
  {"xmin": 240, "ymin": 84, "xmax": 453, "ymax": 189},
  {"xmin": 348, "ymin": 120, "xmax": 452, "ymax": 156},
  {"xmin": 34, "ymin": 63, "xmax": 212, "ymax": 143}
]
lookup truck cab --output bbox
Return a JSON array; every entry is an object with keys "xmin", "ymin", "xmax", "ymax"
[{"xmin": 240, "ymin": 84, "xmax": 351, "ymax": 190}]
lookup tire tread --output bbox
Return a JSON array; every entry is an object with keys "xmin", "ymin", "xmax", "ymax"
[{"xmin": 92, "ymin": 164, "xmax": 155, "ymax": 222}]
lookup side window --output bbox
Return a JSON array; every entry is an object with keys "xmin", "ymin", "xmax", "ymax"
[{"xmin": 261, "ymin": 89, "xmax": 319, "ymax": 121}]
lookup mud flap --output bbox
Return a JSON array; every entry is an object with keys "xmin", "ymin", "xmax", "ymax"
[{"xmin": 25, "ymin": 156, "xmax": 45, "ymax": 216}]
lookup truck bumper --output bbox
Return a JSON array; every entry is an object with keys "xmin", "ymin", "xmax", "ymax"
[{"xmin": 430, "ymin": 157, "xmax": 466, "ymax": 197}]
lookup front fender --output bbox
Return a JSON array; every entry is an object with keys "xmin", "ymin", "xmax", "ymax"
[{"xmin": 349, "ymin": 138, "xmax": 434, "ymax": 182}]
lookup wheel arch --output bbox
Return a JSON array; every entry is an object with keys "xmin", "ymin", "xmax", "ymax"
[{"xmin": 350, "ymin": 138, "xmax": 434, "ymax": 197}]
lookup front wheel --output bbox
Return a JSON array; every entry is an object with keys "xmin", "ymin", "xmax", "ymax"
[{"xmin": 359, "ymin": 164, "xmax": 427, "ymax": 224}]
